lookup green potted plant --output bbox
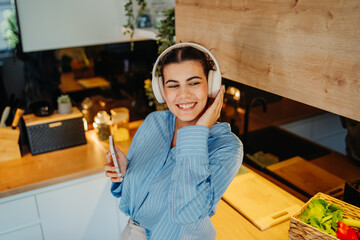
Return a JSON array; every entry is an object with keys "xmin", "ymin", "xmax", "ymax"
[
  {"xmin": 143, "ymin": 8, "xmax": 174, "ymax": 110},
  {"xmin": 0, "ymin": 7, "xmax": 27, "ymax": 61},
  {"xmin": 155, "ymin": 8, "xmax": 175, "ymax": 54},
  {"xmin": 124, "ymin": 0, "xmax": 148, "ymax": 50},
  {"xmin": 0, "ymin": 8, "xmax": 19, "ymax": 50},
  {"xmin": 57, "ymin": 95, "xmax": 72, "ymax": 114}
]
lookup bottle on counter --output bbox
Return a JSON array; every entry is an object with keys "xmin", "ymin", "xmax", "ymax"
[
  {"xmin": 93, "ymin": 111, "xmax": 111, "ymax": 141},
  {"xmin": 110, "ymin": 107, "xmax": 130, "ymax": 143}
]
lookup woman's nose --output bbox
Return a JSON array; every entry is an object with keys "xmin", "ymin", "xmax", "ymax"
[{"xmin": 179, "ymin": 85, "xmax": 191, "ymax": 97}]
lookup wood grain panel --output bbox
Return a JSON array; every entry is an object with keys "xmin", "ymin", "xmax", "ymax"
[{"xmin": 176, "ymin": 0, "xmax": 360, "ymax": 121}]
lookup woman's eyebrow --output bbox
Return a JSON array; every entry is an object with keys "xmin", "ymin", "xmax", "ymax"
[
  {"xmin": 165, "ymin": 79, "xmax": 179, "ymax": 84},
  {"xmin": 186, "ymin": 76, "xmax": 202, "ymax": 81}
]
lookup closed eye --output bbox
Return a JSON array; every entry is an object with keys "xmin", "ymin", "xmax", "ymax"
[
  {"xmin": 189, "ymin": 82, "xmax": 201, "ymax": 86},
  {"xmin": 167, "ymin": 84, "xmax": 179, "ymax": 88}
]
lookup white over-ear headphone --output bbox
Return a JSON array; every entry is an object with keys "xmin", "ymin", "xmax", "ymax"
[{"xmin": 151, "ymin": 42, "xmax": 222, "ymax": 104}]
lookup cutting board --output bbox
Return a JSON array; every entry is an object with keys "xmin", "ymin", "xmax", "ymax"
[
  {"xmin": 266, "ymin": 156, "xmax": 345, "ymax": 197},
  {"xmin": 222, "ymin": 169, "xmax": 303, "ymax": 231}
]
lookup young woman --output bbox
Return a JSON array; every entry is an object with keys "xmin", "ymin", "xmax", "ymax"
[{"xmin": 104, "ymin": 43, "xmax": 243, "ymax": 240}]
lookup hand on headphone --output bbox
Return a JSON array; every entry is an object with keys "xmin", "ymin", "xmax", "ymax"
[{"xmin": 195, "ymin": 85, "xmax": 225, "ymax": 129}]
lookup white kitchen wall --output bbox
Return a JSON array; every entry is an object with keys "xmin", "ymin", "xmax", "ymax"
[{"xmin": 15, "ymin": 0, "xmax": 174, "ymax": 52}]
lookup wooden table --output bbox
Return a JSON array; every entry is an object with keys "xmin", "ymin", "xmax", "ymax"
[{"xmin": 59, "ymin": 72, "xmax": 110, "ymax": 93}]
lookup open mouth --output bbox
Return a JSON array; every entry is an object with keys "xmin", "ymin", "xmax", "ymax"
[{"xmin": 177, "ymin": 102, "xmax": 197, "ymax": 110}]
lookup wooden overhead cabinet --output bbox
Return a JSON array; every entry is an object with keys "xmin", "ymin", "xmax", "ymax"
[{"xmin": 175, "ymin": 0, "xmax": 360, "ymax": 121}]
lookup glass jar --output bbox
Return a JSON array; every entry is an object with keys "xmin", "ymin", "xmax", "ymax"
[
  {"xmin": 110, "ymin": 107, "xmax": 130, "ymax": 142},
  {"xmin": 93, "ymin": 111, "xmax": 111, "ymax": 141}
]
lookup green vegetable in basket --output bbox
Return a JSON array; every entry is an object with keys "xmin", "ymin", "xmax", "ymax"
[{"xmin": 300, "ymin": 198, "xmax": 343, "ymax": 237}]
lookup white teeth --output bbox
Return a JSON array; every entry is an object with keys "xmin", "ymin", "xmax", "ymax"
[{"xmin": 178, "ymin": 103, "xmax": 195, "ymax": 109}]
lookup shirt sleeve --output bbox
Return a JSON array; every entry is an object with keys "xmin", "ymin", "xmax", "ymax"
[
  {"xmin": 169, "ymin": 125, "xmax": 243, "ymax": 225},
  {"xmin": 111, "ymin": 181, "xmax": 123, "ymax": 198}
]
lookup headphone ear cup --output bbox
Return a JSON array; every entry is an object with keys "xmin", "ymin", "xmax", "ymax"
[
  {"xmin": 152, "ymin": 76, "xmax": 165, "ymax": 103},
  {"xmin": 158, "ymin": 76, "xmax": 165, "ymax": 103},
  {"xmin": 207, "ymin": 70, "xmax": 222, "ymax": 98},
  {"xmin": 208, "ymin": 70, "xmax": 214, "ymax": 97}
]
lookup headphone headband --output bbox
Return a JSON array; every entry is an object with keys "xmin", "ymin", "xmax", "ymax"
[{"xmin": 151, "ymin": 42, "xmax": 221, "ymax": 82}]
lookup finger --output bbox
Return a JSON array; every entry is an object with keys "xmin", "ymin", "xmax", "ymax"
[
  {"xmin": 218, "ymin": 86, "xmax": 225, "ymax": 108},
  {"xmin": 111, "ymin": 177, "xmax": 124, "ymax": 183},
  {"xmin": 212, "ymin": 85, "xmax": 225, "ymax": 108},
  {"xmin": 110, "ymin": 145, "xmax": 122, "ymax": 171},
  {"xmin": 105, "ymin": 151, "xmax": 113, "ymax": 165},
  {"xmin": 104, "ymin": 164, "xmax": 119, "ymax": 172},
  {"xmin": 115, "ymin": 146, "xmax": 128, "ymax": 176},
  {"xmin": 119, "ymin": 156, "xmax": 127, "ymax": 176},
  {"xmin": 213, "ymin": 86, "xmax": 225, "ymax": 118},
  {"xmin": 219, "ymin": 85, "xmax": 225, "ymax": 101},
  {"xmin": 211, "ymin": 85, "xmax": 224, "ymax": 112},
  {"xmin": 105, "ymin": 170, "xmax": 123, "ymax": 178}
]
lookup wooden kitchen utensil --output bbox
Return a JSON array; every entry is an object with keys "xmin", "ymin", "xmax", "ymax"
[
  {"xmin": 222, "ymin": 170, "xmax": 303, "ymax": 231},
  {"xmin": 266, "ymin": 156, "xmax": 345, "ymax": 198},
  {"xmin": 0, "ymin": 127, "xmax": 21, "ymax": 162}
]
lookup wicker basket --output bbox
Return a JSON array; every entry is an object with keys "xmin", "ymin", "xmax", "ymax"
[{"xmin": 289, "ymin": 192, "xmax": 360, "ymax": 240}]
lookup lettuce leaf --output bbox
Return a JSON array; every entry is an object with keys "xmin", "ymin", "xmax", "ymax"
[{"xmin": 300, "ymin": 198, "xmax": 343, "ymax": 237}]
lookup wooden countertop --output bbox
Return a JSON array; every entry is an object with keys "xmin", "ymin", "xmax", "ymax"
[
  {"xmin": 212, "ymin": 199, "xmax": 296, "ymax": 240},
  {"xmin": 0, "ymin": 97, "xmax": 331, "ymax": 196},
  {"xmin": 0, "ymin": 120, "xmax": 142, "ymax": 198},
  {"xmin": 0, "ymin": 98, "xmax": 324, "ymax": 199},
  {"xmin": 0, "ymin": 112, "xmax": 306, "ymax": 239}
]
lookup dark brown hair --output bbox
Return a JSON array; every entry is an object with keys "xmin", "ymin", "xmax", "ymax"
[{"xmin": 159, "ymin": 46, "xmax": 215, "ymax": 80}]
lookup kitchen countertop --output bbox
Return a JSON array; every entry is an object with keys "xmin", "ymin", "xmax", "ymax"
[
  {"xmin": 1, "ymin": 97, "xmax": 330, "ymax": 197},
  {"xmin": 212, "ymin": 199, "xmax": 299, "ymax": 240},
  {"xmin": 0, "ymin": 98, "xmax": 324, "ymax": 239},
  {"xmin": 0, "ymin": 97, "xmax": 356, "ymax": 238},
  {"xmin": 1, "ymin": 98, "xmax": 323, "ymax": 198},
  {"xmin": 0, "ymin": 118, "xmax": 303, "ymax": 240},
  {"xmin": 0, "ymin": 120, "xmax": 143, "ymax": 198},
  {"xmin": 1, "ymin": 98, "xmax": 322, "ymax": 198}
]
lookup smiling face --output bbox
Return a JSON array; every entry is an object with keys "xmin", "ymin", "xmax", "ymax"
[{"xmin": 163, "ymin": 60, "xmax": 208, "ymax": 128}]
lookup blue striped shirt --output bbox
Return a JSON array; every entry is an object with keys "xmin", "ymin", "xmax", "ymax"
[{"xmin": 111, "ymin": 110, "xmax": 243, "ymax": 239}]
